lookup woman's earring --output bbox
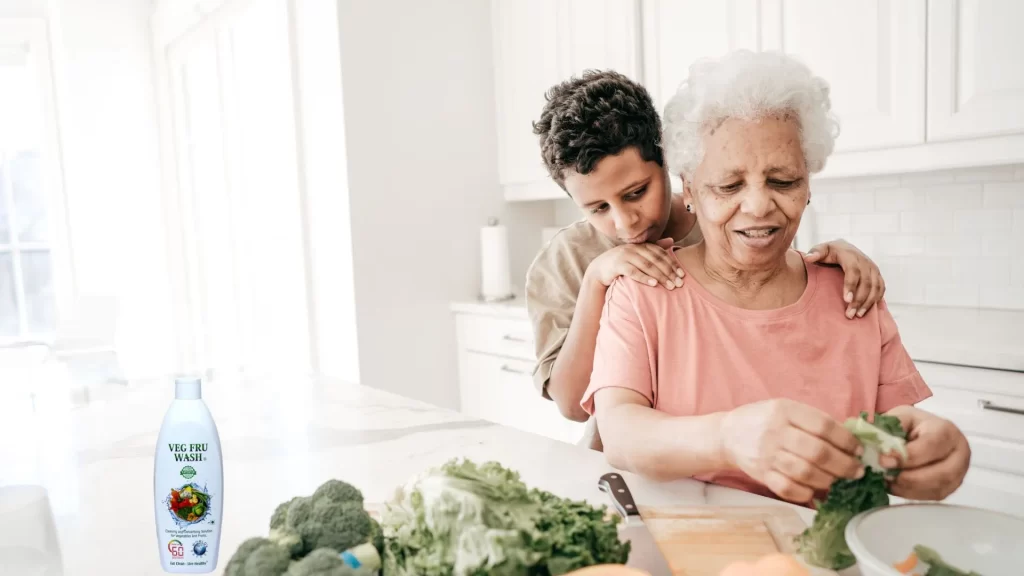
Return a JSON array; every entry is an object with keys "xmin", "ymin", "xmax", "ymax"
[
  {"xmin": 685, "ymin": 204, "xmax": 693, "ymax": 213},
  {"xmin": 806, "ymin": 198, "xmax": 811, "ymax": 206}
]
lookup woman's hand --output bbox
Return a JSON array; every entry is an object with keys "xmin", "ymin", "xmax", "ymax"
[
  {"xmin": 803, "ymin": 239, "xmax": 885, "ymax": 319},
  {"xmin": 720, "ymin": 399, "xmax": 865, "ymax": 504},
  {"xmin": 880, "ymin": 405, "xmax": 971, "ymax": 501},
  {"xmin": 587, "ymin": 243, "xmax": 685, "ymax": 290}
]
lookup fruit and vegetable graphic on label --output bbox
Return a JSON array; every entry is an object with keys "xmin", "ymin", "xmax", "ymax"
[{"xmin": 165, "ymin": 483, "xmax": 212, "ymax": 524}]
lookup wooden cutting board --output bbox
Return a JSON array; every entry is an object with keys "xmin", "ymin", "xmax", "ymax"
[{"xmin": 635, "ymin": 505, "xmax": 811, "ymax": 576}]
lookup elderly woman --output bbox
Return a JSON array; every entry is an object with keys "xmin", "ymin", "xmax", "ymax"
[{"xmin": 582, "ymin": 50, "xmax": 971, "ymax": 505}]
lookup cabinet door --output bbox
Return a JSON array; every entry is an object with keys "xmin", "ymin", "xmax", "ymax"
[
  {"xmin": 641, "ymin": 0, "xmax": 760, "ymax": 115},
  {"xmin": 760, "ymin": 0, "xmax": 926, "ymax": 152},
  {"xmin": 562, "ymin": 0, "xmax": 641, "ymax": 81},
  {"xmin": 459, "ymin": 350, "xmax": 583, "ymax": 444},
  {"xmin": 491, "ymin": 0, "xmax": 562, "ymax": 188},
  {"xmin": 927, "ymin": 0, "xmax": 1024, "ymax": 141}
]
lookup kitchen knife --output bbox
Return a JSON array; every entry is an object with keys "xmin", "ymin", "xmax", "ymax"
[{"xmin": 598, "ymin": 472, "xmax": 673, "ymax": 576}]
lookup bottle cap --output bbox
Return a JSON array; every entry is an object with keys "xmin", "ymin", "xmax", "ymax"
[{"xmin": 175, "ymin": 377, "xmax": 202, "ymax": 400}]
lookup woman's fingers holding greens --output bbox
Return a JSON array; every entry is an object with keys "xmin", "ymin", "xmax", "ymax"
[
  {"xmin": 783, "ymin": 427, "xmax": 864, "ymax": 480},
  {"xmin": 773, "ymin": 450, "xmax": 836, "ymax": 491},
  {"xmin": 763, "ymin": 469, "xmax": 815, "ymax": 504},
  {"xmin": 786, "ymin": 402, "xmax": 863, "ymax": 457}
]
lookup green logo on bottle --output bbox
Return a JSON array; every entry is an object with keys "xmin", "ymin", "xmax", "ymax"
[{"xmin": 180, "ymin": 466, "xmax": 197, "ymax": 479}]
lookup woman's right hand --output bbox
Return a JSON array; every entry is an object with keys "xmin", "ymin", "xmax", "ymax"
[
  {"xmin": 587, "ymin": 243, "xmax": 684, "ymax": 290},
  {"xmin": 719, "ymin": 399, "xmax": 865, "ymax": 503}
]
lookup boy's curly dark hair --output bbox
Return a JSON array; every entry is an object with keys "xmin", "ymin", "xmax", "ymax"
[{"xmin": 533, "ymin": 69, "xmax": 664, "ymax": 189}]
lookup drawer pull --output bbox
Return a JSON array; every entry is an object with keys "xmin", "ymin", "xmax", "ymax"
[
  {"xmin": 978, "ymin": 399, "xmax": 1024, "ymax": 416},
  {"xmin": 502, "ymin": 334, "xmax": 529, "ymax": 343},
  {"xmin": 500, "ymin": 364, "xmax": 531, "ymax": 376}
]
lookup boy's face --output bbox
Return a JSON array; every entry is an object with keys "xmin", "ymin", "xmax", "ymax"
[{"xmin": 563, "ymin": 147, "xmax": 672, "ymax": 244}]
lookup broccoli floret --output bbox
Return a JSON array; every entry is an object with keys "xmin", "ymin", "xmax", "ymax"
[
  {"xmin": 285, "ymin": 544, "xmax": 381, "ymax": 576},
  {"xmin": 296, "ymin": 500, "xmax": 372, "ymax": 555},
  {"xmin": 312, "ymin": 480, "xmax": 364, "ymax": 506},
  {"xmin": 796, "ymin": 412, "xmax": 906, "ymax": 570},
  {"xmin": 224, "ymin": 537, "xmax": 292, "ymax": 576},
  {"xmin": 271, "ymin": 497, "xmax": 305, "ymax": 530},
  {"xmin": 269, "ymin": 527, "xmax": 304, "ymax": 558}
]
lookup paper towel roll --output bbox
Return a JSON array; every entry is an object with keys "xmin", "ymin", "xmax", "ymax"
[{"xmin": 480, "ymin": 219, "xmax": 513, "ymax": 301}]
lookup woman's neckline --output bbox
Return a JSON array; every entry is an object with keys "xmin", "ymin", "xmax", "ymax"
[{"xmin": 672, "ymin": 247, "xmax": 819, "ymax": 320}]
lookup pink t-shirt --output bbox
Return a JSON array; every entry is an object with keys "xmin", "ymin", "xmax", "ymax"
[{"xmin": 581, "ymin": 250, "xmax": 932, "ymax": 500}]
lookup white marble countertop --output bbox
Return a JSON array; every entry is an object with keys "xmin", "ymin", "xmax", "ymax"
[
  {"xmin": 1, "ymin": 374, "xmax": 836, "ymax": 576},
  {"xmin": 450, "ymin": 297, "xmax": 1024, "ymax": 373}
]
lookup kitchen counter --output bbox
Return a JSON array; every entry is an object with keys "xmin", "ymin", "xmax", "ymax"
[
  {"xmin": 1, "ymin": 374, "xmax": 826, "ymax": 576},
  {"xmin": 450, "ymin": 297, "xmax": 1024, "ymax": 373}
]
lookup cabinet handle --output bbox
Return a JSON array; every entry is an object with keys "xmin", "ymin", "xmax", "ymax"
[
  {"xmin": 501, "ymin": 334, "xmax": 528, "ymax": 343},
  {"xmin": 978, "ymin": 399, "xmax": 1024, "ymax": 416},
  {"xmin": 500, "ymin": 364, "xmax": 531, "ymax": 376}
]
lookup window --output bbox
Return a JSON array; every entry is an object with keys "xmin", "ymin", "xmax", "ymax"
[{"xmin": 0, "ymin": 20, "xmax": 68, "ymax": 344}]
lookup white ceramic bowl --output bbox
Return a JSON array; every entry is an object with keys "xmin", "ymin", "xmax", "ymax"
[{"xmin": 845, "ymin": 503, "xmax": 1024, "ymax": 576}]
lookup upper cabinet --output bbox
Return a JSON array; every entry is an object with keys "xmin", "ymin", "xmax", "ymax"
[
  {"xmin": 490, "ymin": 0, "xmax": 639, "ymax": 202},
  {"xmin": 760, "ymin": 0, "xmax": 926, "ymax": 152},
  {"xmin": 493, "ymin": 0, "xmax": 1024, "ymax": 200},
  {"xmin": 641, "ymin": 0, "xmax": 760, "ymax": 115},
  {"xmin": 926, "ymin": 0, "xmax": 1024, "ymax": 141}
]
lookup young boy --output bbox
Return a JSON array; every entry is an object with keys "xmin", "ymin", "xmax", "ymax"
[{"xmin": 526, "ymin": 70, "xmax": 886, "ymax": 451}]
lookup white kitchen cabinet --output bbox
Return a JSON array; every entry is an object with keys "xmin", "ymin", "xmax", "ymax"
[
  {"xmin": 926, "ymin": 0, "xmax": 1024, "ymax": 142},
  {"xmin": 453, "ymin": 307, "xmax": 587, "ymax": 445},
  {"xmin": 490, "ymin": 0, "xmax": 640, "ymax": 201},
  {"xmin": 914, "ymin": 361, "xmax": 1024, "ymax": 518},
  {"xmin": 640, "ymin": 0, "xmax": 760, "ymax": 118},
  {"xmin": 760, "ymin": 0, "xmax": 926, "ymax": 152}
]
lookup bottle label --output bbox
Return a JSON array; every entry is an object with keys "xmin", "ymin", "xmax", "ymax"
[{"xmin": 159, "ymin": 442, "xmax": 219, "ymax": 568}]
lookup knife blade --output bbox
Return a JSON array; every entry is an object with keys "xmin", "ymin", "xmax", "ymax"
[{"xmin": 598, "ymin": 472, "xmax": 673, "ymax": 576}]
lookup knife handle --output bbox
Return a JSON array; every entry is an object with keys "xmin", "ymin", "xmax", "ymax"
[{"xmin": 598, "ymin": 472, "xmax": 641, "ymax": 519}]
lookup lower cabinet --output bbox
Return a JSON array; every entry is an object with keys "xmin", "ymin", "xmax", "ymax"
[{"xmin": 454, "ymin": 309, "xmax": 587, "ymax": 446}]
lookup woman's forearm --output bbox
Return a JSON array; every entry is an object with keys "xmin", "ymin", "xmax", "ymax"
[
  {"xmin": 599, "ymin": 400, "xmax": 732, "ymax": 481},
  {"xmin": 546, "ymin": 273, "xmax": 608, "ymax": 422}
]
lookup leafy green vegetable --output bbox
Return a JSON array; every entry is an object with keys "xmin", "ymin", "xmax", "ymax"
[
  {"xmin": 380, "ymin": 458, "xmax": 630, "ymax": 576},
  {"xmin": 796, "ymin": 412, "xmax": 907, "ymax": 570},
  {"xmin": 914, "ymin": 545, "xmax": 984, "ymax": 576}
]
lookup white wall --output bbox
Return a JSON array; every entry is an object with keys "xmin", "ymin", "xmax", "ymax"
[
  {"xmin": 41, "ymin": 0, "xmax": 171, "ymax": 378},
  {"xmin": 336, "ymin": 0, "xmax": 551, "ymax": 408}
]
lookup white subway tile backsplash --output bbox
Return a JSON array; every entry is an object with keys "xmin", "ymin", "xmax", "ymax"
[
  {"xmin": 923, "ymin": 184, "xmax": 983, "ymax": 209},
  {"xmin": 901, "ymin": 211, "xmax": 953, "ymax": 234},
  {"xmin": 810, "ymin": 165, "xmax": 1023, "ymax": 310},
  {"xmin": 981, "ymin": 234, "xmax": 1014, "ymax": 262},
  {"xmin": 827, "ymin": 191, "xmax": 876, "ymax": 214},
  {"xmin": 925, "ymin": 282, "xmax": 980, "ymax": 307},
  {"xmin": 925, "ymin": 234, "xmax": 982, "ymax": 257},
  {"xmin": 853, "ymin": 175, "xmax": 902, "ymax": 190},
  {"xmin": 900, "ymin": 170, "xmax": 957, "ymax": 187},
  {"xmin": 904, "ymin": 256, "xmax": 954, "ymax": 283},
  {"xmin": 851, "ymin": 213, "xmax": 901, "ymax": 234},
  {"xmin": 954, "ymin": 209, "xmax": 1013, "ymax": 233},
  {"xmin": 954, "ymin": 165, "xmax": 1018, "ymax": 183},
  {"xmin": 874, "ymin": 188, "xmax": 920, "ymax": 212},
  {"xmin": 817, "ymin": 214, "xmax": 851, "ymax": 236},
  {"xmin": 876, "ymin": 235, "xmax": 925, "ymax": 257},
  {"xmin": 952, "ymin": 258, "xmax": 1011, "ymax": 285},
  {"xmin": 982, "ymin": 182, "xmax": 1024, "ymax": 208},
  {"xmin": 980, "ymin": 285, "xmax": 1024, "ymax": 310}
]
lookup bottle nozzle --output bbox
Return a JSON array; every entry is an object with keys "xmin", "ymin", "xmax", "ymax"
[{"xmin": 175, "ymin": 377, "xmax": 202, "ymax": 400}]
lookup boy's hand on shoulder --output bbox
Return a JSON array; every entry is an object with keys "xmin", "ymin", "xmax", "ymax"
[
  {"xmin": 588, "ymin": 243, "xmax": 684, "ymax": 290},
  {"xmin": 804, "ymin": 239, "xmax": 885, "ymax": 319}
]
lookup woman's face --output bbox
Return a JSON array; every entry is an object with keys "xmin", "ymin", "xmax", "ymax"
[
  {"xmin": 564, "ymin": 147, "xmax": 672, "ymax": 245},
  {"xmin": 684, "ymin": 115, "xmax": 810, "ymax": 271}
]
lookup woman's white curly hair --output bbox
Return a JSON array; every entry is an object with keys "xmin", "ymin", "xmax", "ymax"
[{"xmin": 662, "ymin": 50, "xmax": 840, "ymax": 179}]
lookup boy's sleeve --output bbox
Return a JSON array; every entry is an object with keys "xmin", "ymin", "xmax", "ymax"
[
  {"xmin": 525, "ymin": 240, "xmax": 587, "ymax": 399},
  {"xmin": 876, "ymin": 299, "xmax": 933, "ymax": 412},
  {"xmin": 581, "ymin": 278, "xmax": 655, "ymax": 415}
]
